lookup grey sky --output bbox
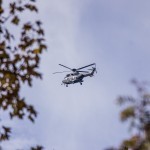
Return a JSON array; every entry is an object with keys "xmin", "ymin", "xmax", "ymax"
[{"xmin": 2, "ymin": 0, "xmax": 150, "ymax": 150}]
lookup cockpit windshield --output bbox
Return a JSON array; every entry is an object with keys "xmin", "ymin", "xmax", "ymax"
[{"xmin": 64, "ymin": 74, "xmax": 70, "ymax": 79}]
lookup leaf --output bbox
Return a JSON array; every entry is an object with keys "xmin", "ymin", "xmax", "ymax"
[
  {"xmin": 16, "ymin": 6, "xmax": 24, "ymax": 12},
  {"xmin": 5, "ymin": 29, "xmax": 11, "ymax": 41},
  {"xmin": 33, "ymin": 48, "xmax": 41, "ymax": 54},
  {"xmin": 0, "ymin": 7, "xmax": 4, "ymax": 14},
  {"xmin": 0, "ymin": 0, "xmax": 45, "ymax": 148},
  {"xmin": 28, "ymin": 105, "xmax": 37, "ymax": 117},
  {"xmin": 31, "ymin": 145, "xmax": 44, "ymax": 150},
  {"xmin": 36, "ymin": 21, "xmax": 42, "ymax": 26},
  {"xmin": 11, "ymin": 16, "xmax": 20, "ymax": 25},
  {"xmin": 3, "ymin": 126, "xmax": 11, "ymax": 134},
  {"xmin": 23, "ymin": 23, "xmax": 32, "ymax": 31},
  {"xmin": 120, "ymin": 107, "xmax": 135, "ymax": 121},
  {"xmin": 0, "ymin": 126, "xmax": 11, "ymax": 141},
  {"xmin": 122, "ymin": 135, "xmax": 140, "ymax": 148},
  {"xmin": 117, "ymin": 96, "xmax": 135, "ymax": 105},
  {"xmin": 0, "ymin": 27, "xmax": 2, "ymax": 33},
  {"xmin": 25, "ymin": 4, "xmax": 38, "ymax": 12},
  {"xmin": 9, "ymin": 2, "xmax": 16, "ymax": 14},
  {"xmin": 28, "ymin": 115, "xmax": 35, "ymax": 123},
  {"xmin": 39, "ymin": 44, "xmax": 47, "ymax": 50},
  {"xmin": 37, "ymin": 29, "xmax": 44, "ymax": 35},
  {"xmin": 0, "ymin": 41, "xmax": 5, "ymax": 50}
]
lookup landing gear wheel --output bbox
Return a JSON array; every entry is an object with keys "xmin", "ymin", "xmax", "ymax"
[
  {"xmin": 66, "ymin": 84, "xmax": 68, "ymax": 87},
  {"xmin": 80, "ymin": 82, "xmax": 82, "ymax": 85}
]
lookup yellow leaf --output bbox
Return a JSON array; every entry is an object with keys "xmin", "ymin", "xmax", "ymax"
[
  {"xmin": 33, "ymin": 49, "xmax": 40, "ymax": 54},
  {"xmin": 120, "ymin": 107, "xmax": 135, "ymax": 121},
  {"xmin": 0, "ymin": 7, "xmax": 4, "ymax": 14}
]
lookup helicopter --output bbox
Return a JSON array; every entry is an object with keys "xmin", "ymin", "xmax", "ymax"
[{"xmin": 53, "ymin": 63, "xmax": 97, "ymax": 87}]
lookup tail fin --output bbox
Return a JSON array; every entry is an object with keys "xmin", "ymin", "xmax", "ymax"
[{"xmin": 90, "ymin": 67, "xmax": 97, "ymax": 76}]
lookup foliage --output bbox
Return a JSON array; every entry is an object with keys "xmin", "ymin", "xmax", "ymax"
[
  {"xmin": 31, "ymin": 145, "xmax": 44, "ymax": 150},
  {"xmin": 0, "ymin": 0, "xmax": 46, "ymax": 148},
  {"xmin": 106, "ymin": 79, "xmax": 150, "ymax": 150}
]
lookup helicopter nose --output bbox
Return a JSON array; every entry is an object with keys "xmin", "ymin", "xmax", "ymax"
[{"xmin": 62, "ymin": 79, "xmax": 66, "ymax": 83}]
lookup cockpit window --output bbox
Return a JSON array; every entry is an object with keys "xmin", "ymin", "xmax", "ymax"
[{"xmin": 65, "ymin": 74, "xmax": 70, "ymax": 77}]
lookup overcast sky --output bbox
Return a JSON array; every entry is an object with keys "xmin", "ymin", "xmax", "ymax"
[{"xmin": 2, "ymin": 0, "xmax": 150, "ymax": 150}]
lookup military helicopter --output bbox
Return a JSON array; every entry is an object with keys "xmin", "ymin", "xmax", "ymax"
[{"xmin": 53, "ymin": 63, "xmax": 97, "ymax": 87}]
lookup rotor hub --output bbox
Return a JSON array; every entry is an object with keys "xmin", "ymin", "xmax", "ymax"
[{"xmin": 72, "ymin": 69, "xmax": 77, "ymax": 72}]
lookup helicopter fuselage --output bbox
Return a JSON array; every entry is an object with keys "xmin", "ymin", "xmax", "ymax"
[
  {"xmin": 53, "ymin": 63, "xmax": 96, "ymax": 87},
  {"xmin": 62, "ymin": 73, "xmax": 84, "ymax": 85},
  {"xmin": 62, "ymin": 68, "xmax": 96, "ymax": 86}
]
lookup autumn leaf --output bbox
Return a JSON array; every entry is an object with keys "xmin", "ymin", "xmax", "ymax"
[
  {"xmin": 37, "ymin": 29, "xmax": 44, "ymax": 35},
  {"xmin": 23, "ymin": 23, "xmax": 32, "ymax": 31},
  {"xmin": 0, "ymin": 0, "xmax": 46, "ymax": 148},
  {"xmin": 40, "ymin": 44, "xmax": 47, "ymax": 50},
  {"xmin": 31, "ymin": 145, "xmax": 44, "ymax": 150},
  {"xmin": 33, "ymin": 48, "xmax": 41, "ymax": 54},
  {"xmin": 25, "ymin": 4, "xmax": 38, "ymax": 12},
  {"xmin": 120, "ymin": 107, "xmax": 135, "ymax": 121},
  {"xmin": 11, "ymin": 16, "xmax": 20, "ymax": 25},
  {"xmin": 0, "ymin": 7, "xmax": 4, "ymax": 14},
  {"xmin": 36, "ymin": 20, "xmax": 42, "ymax": 26},
  {"xmin": 0, "ymin": 126, "xmax": 11, "ymax": 142},
  {"xmin": 16, "ymin": 6, "xmax": 24, "ymax": 12},
  {"xmin": 9, "ymin": 2, "xmax": 16, "ymax": 14},
  {"xmin": 0, "ymin": 41, "xmax": 5, "ymax": 50}
]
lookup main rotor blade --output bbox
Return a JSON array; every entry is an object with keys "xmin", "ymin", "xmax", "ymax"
[
  {"xmin": 77, "ymin": 71, "xmax": 89, "ymax": 73},
  {"xmin": 59, "ymin": 64, "xmax": 72, "ymax": 70},
  {"xmin": 77, "ymin": 63, "xmax": 95, "ymax": 70},
  {"xmin": 53, "ymin": 71, "xmax": 71, "ymax": 74}
]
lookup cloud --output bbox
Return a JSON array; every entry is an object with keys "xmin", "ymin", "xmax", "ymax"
[
  {"xmin": 1, "ymin": 137, "xmax": 36, "ymax": 150},
  {"xmin": 2, "ymin": 0, "xmax": 150, "ymax": 150}
]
